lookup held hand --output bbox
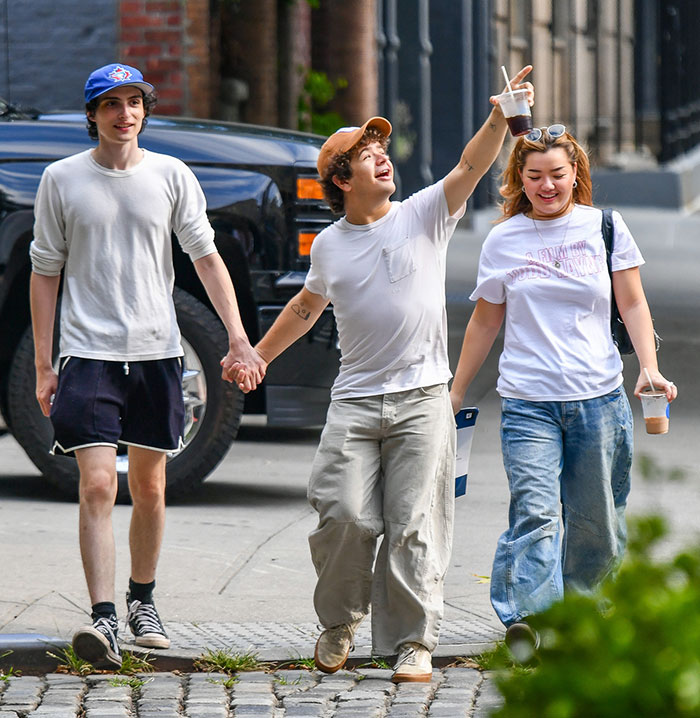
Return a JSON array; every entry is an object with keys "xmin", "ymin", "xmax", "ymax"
[
  {"xmin": 35, "ymin": 367, "xmax": 58, "ymax": 417},
  {"xmin": 490, "ymin": 64, "xmax": 535, "ymax": 110},
  {"xmin": 633, "ymin": 369, "xmax": 677, "ymax": 402},
  {"xmin": 220, "ymin": 345, "xmax": 268, "ymax": 393}
]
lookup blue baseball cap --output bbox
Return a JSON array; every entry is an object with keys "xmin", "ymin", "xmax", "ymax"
[{"xmin": 84, "ymin": 63, "xmax": 154, "ymax": 103}]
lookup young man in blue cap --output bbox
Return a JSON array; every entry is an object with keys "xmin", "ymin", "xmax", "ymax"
[
  {"xmin": 30, "ymin": 63, "xmax": 265, "ymax": 667},
  {"xmin": 233, "ymin": 67, "xmax": 534, "ymax": 681}
]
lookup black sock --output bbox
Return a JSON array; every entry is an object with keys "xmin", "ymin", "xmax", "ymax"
[
  {"xmin": 128, "ymin": 578, "xmax": 156, "ymax": 604},
  {"xmin": 91, "ymin": 602, "xmax": 117, "ymax": 622}
]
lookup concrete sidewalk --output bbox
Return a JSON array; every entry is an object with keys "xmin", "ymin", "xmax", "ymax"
[{"xmin": 0, "ymin": 388, "xmax": 509, "ymax": 676}]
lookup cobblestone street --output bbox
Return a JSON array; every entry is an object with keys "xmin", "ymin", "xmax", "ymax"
[{"xmin": 0, "ymin": 667, "xmax": 503, "ymax": 718}]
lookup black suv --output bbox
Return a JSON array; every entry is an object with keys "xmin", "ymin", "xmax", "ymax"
[{"xmin": 0, "ymin": 100, "xmax": 338, "ymax": 500}]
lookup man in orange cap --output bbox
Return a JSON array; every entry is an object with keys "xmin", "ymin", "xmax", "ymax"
[{"xmin": 232, "ymin": 66, "xmax": 534, "ymax": 682}]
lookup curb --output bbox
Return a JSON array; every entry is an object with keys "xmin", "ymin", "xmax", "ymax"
[
  {"xmin": 0, "ymin": 634, "xmax": 68, "ymax": 674},
  {"xmin": 0, "ymin": 632, "xmax": 496, "ymax": 675}
]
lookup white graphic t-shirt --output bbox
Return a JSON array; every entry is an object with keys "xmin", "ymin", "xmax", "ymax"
[{"xmin": 471, "ymin": 205, "xmax": 644, "ymax": 401}]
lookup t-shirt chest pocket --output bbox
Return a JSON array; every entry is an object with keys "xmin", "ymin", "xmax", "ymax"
[{"xmin": 382, "ymin": 241, "xmax": 416, "ymax": 283}]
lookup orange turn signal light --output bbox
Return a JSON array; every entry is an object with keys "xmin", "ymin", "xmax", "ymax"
[
  {"xmin": 296, "ymin": 177, "xmax": 324, "ymax": 200},
  {"xmin": 298, "ymin": 232, "xmax": 317, "ymax": 256}
]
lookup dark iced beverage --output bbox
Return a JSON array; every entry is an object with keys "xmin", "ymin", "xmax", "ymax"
[
  {"xmin": 506, "ymin": 114, "xmax": 533, "ymax": 136},
  {"xmin": 495, "ymin": 89, "xmax": 533, "ymax": 137}
]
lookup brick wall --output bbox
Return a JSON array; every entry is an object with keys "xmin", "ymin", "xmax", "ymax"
[{"xmin": 118, "ymin": 0, "xmax": 212, "ymax": 117}]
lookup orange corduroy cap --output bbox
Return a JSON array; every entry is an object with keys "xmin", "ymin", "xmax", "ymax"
[{"xmin": 316, "ymin": 116, "xmax": 392, "ymax": 178}]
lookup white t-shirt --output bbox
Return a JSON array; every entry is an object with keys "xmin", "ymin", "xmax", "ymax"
[
  {"xmin": 305, "ymin": 179, "xmax": 464, "ymax": 400},
  {"xmin": 30, "ymin": 149, "xmax": 217, "ymax": 361},
  {"xmin": 471, "ymin": 205, "xmax": 644, "ymax": 401}
]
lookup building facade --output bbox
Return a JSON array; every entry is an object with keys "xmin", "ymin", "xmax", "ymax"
[{"xmin": 1, "ymin": 0, "xmax": 697, "ymax": 205}]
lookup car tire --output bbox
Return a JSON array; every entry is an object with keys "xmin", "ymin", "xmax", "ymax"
[{"xmin": 7, "ymin": 287, "xmax": 243, "ymax": 502}]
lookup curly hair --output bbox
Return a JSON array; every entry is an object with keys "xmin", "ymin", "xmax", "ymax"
[
  {"xmin": 498, "ymin": 129, "xmax": 593, "ymax": 221},
  {"xmin": 319, "ymin": 128, "xmax": 391, "ymax": 215},
  {"xmin": 85, "ymin": 89, "xmax": 157, "ymax": 141}
]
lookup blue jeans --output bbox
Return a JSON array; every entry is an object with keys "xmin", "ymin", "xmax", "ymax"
[{"xmin": 490, "ymin": 387, "xmax": 633, "ymax": 627}]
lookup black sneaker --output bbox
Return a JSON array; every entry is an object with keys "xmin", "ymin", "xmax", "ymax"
[
  {"xmin": 126, "ymin": 595, "xmax": 170, "ymax": 649},
  {"xmin": 72, "ymin": 615, "xmax": 122, "ymax": 668}
]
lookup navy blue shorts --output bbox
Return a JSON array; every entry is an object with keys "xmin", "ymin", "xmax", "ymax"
[{"xmin": 50, "ymin": 357, "xmax": 185, "ymax": 456}]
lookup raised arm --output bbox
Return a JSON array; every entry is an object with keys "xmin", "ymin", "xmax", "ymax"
[
  {"xmin": 449, "ymin": 299, "xmax": 506, "ymax": 414},
  {"xmin": 613, "ymin": 267, "xmax": 677, "ymax": 402},
  {"xmin": 443, "ymin": 65, "xmax": 533, "ymax": 216}
]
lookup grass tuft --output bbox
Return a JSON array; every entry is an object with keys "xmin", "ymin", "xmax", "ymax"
[{"xmin": 194, "ymin": 648, "xmax": 269, "ymax": 675}]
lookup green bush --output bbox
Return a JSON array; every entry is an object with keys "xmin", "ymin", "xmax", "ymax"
[
  {"xmin": 297, "ymin": 68, "xmax": 347, "ymax": 136},
  {"xmin": 492, "ymin": 515, "xmax": 700, "ymax": 718}
]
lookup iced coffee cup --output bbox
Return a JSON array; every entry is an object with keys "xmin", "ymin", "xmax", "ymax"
[
  {"xmin": 640, "ymin": 390, "xmax": 669, "ymax": 435},
  {"xmin": 495, "ymin": 89, "xmax": 533, "ymax": 137}
]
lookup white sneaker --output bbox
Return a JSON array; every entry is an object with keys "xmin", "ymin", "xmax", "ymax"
[
  {"xmin": 392, "ymin": 642, "xmax": 433, "ymax": 683},
  {"xmin": 314, "ymin": 617, "xmax": 363, "ymax": 673}
]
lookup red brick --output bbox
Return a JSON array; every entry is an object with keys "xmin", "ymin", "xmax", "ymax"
[
  {"xmin": 156, "ymin": 103, "xmax": 183, "ymax": 115},
  {"xmin": 145, "ymin": 58, "xmax": 181, "ymax": 71},
  {"xmin": 123, "ymin": 44, "xmax": 162, "ymax": 56},
  {"xmin": 156, "ymin": 87, "xmax": 184, "ymax": 100},
  {"xmin": 166, "ymin": 13, "xmax": 182, "ymax": 26},
  {"xmin": 120, "ymin": 1, "xmax": 144, "ymax": 13},
  {"xmin": 145, "ymin": 0, "xmax": 180, "ymax": 11},
  {"xmin": 144, "ymin": 30, "xmax": 181, "ymax": 43},
  {"xmin": 120, "ymin": 29, "xmax": 145, "ymax": 42},
  {"xmin": 121, "ymin": 14, "xmax": 164, "ymax": 28}
]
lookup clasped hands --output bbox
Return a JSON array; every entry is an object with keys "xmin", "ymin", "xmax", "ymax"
[{"xmin": 220, "ymin": 344, "xmax": 267, "ymax": 393}]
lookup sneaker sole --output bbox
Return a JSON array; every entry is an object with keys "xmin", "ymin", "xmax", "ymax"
[
  {"xmin": 313, "ymin": 642, "xmax": 348, "ymax": 674},
  {"xmin": 72, "ymin": 628, "xmax": 121, "ymax": 668},
  {"xmin": 132, "ymin": 634, "xmax": 171, "ymax": 649},
  {"xmin": 391, "ymin": 671, "xmax": 432, "ymax": 683}
]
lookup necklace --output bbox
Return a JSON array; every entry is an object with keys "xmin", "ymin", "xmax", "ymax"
[{"xmin": 531, "ymin": 209, "xmax": 574, "ymax": 268}]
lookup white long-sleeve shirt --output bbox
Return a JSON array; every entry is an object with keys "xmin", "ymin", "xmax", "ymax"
[{"xmin": 31, "ymin": 149, "xmax": 216, "ymax": 361}]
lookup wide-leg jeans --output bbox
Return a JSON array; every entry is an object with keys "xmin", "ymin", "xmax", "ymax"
[
  {"xmin": 490, "ymin": 386, "xmax": 633, "ymax": 627},
  {"xmin": 308, "ymin": 384, "xmax": 455, "ymax": 656}
]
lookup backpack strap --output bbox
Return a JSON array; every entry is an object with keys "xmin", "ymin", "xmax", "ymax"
[{"xmin": 601, "ymin": 207, "xmax": 614, "ymax": 275}]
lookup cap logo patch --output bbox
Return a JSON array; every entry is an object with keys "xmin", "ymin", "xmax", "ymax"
[{"xmin": 108, "ymin": 66, "xmax": 132, "ymax": 83}]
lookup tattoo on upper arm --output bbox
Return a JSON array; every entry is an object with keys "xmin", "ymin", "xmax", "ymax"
[
  {"xmin": 460, "ymin": 155, "xmax": 475, "ymax": 172},
  {"xmin": 292, "ymin": 302, "xmax": 311, "ymax": 320},
  {"xmin": 489, "ymin": 122, "xmax": 497, "ymax": 131}
]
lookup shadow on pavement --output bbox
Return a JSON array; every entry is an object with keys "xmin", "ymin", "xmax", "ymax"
[
  {"xmin": 236, "ymin": 423, "xmax": 322, "ymax": 444},
  {"xmin": 0, "ymin": 474, "xmax": 73, "ymax": 503},
  {"xmin": 169, "ymin": 478, "xmax": 308, "ymax": 507}
]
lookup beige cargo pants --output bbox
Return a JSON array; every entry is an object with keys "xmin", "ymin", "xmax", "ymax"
[{"xmin": 307, "ymin": 383, "xmax": 456, "ymax": 656}]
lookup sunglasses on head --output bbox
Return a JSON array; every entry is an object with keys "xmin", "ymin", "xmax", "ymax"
[{"xmin": 524, "ymin": 124, "xmax": 567, "ymax": 142}]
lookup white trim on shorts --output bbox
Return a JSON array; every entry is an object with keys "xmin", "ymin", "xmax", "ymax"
[
  {"xmin": 50, "ymin": 440, "xmax": 118, "ymax": 456},
  {"xmin": 119, "ymin": 436, "xmax": 185, "ymax": 454},
  {"xmin": 51, "ymin": 437, "xmax": 184, "ymax": 456}
]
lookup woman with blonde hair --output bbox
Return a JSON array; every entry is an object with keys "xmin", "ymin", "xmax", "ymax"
[{"xmin": 449, "ymin": 124, "xmax": 677, "ymax": 652}]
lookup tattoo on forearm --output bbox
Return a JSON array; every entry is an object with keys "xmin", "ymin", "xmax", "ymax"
[
  {"xmin": 292, "ymin": 303, "xmax": 311, "ymax": 320},
  {"xmin": 459, "ymin": 153, "xmax": 475, "ymax": 171}
]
